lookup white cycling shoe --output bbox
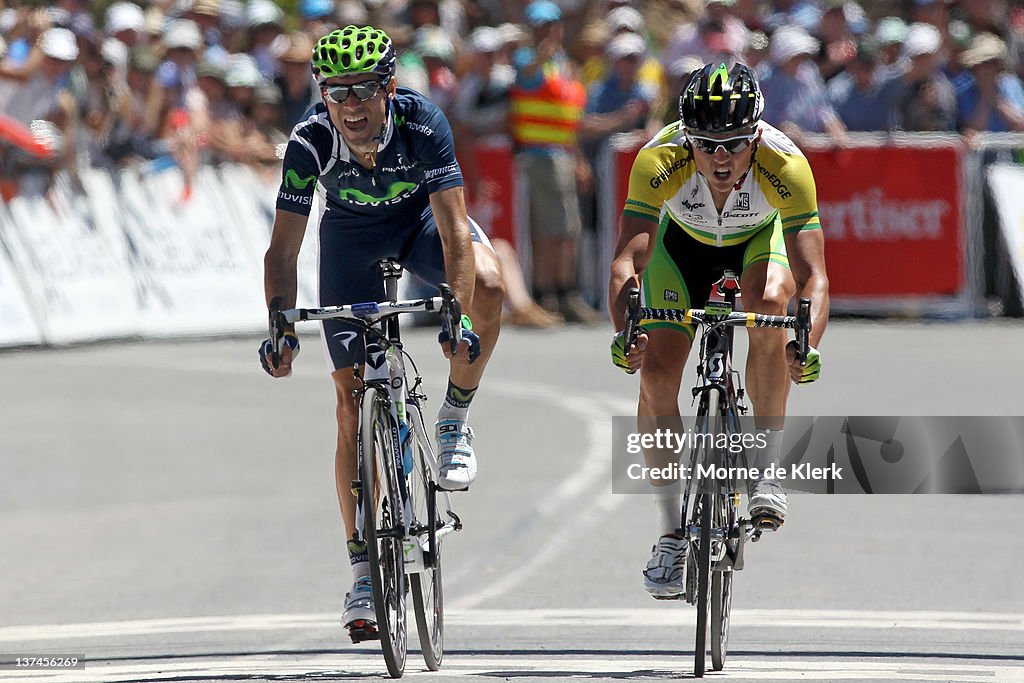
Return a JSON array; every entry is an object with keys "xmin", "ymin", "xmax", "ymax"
[
  {"xmin": 748, "ymin": 477, "xmax": 788, "ymax": 525},
  {"xmin": 342, "ymin": 576, "xmax": 377, "ymax": 641},
  {"xmin": 436, "ymin": 419, "xmax": 476, "ymax": 491},
  {"xmin": 643, "ymin": 534, "xmax": 688, "ymax": 598}
]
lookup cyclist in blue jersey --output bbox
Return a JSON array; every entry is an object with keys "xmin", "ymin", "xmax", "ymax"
[{"xmin": 259, "ymin": 25, "xmax": 504, "ymax": 638}]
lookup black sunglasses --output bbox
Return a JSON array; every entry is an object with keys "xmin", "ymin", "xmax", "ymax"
[
  {"xmin": 323, "ymin": 79, "xmax": 385, "ymax": 104},
  {"xmin": 688, "ymin": 131, "xmax": 758, "ymax": 155}
]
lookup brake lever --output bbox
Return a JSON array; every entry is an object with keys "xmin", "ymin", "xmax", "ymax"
[
  {"xmin": 438, "ymin": 283, "xmax": 462, "ymax": 355},
  {"xmin": 623, "ymin": 287, "xmax": 641, "ymax": 375},
  {"xmin": 268, "ymin": 296, "xmax": 284, "ymax": 370},
  {"xmin": 796, "ymin": 298, "xmax": 811, "ymax": 365}
]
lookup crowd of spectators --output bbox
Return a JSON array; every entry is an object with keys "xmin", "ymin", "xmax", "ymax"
[{"xmin": 2, "ymin": 0, "xmax": 1024, "ymax": 324}]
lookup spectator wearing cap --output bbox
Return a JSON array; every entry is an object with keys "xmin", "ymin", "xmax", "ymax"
[
  {"xmin": 105, "ymin": 2, "xmax": 146, "ymax": 48},
  {"xmin": 873, "ymin": 17, "xmax": 908, "ymax": 79},
  {"xmin": 157, "ymin": 19, "xmax": 202, "ymax": 108},
  {"xmin": 182, "ymin": 0, "xmax": 229, "ymax": 63},
  {"xmin": 583, "ymin": 7, "xmax": 665, "ymax": 117},
  {"xmin": 742, "ymin": 30, "xmax": 770, "ymax": 71},
  {"xmin": 299, "ymin": 0, "xmax": 335, "ymax": 36},
  {"xmin": 886, "ymin": 23, "xmax": 957, "ymax": 132},
  {"xmin": 273, "ymin": 32, "xmax": 317, "ymax": 130},
  {"xmin": 815, "ymin": 0, "xmax": 865, "ymax": 82},
  {"xmin": 827, "ymin": 37, "xmax": 893, "ymax": 131},
  {"xmin": 242, "ymin": 83, "xmax": 287, "ymax": 174},
  {"xmin": 244, "ymin": 0, "xmax": 284, "ymax": 80},
  {"xmin": 453, "ymin": 26, "xmax": 514, "ymax": 139},
  {"xmin": 758, "ymin": 25, "xmax": 846, "ymax": 140},
  {"xmin": 663, "ymin": 0, "xmax": 748, "ymax": 69},
  {"xmin": 415, "ymin": 26, "xmax": 458, "ymax": 113},
  {"xmin": 955, "ymin": 32, "xmax": 1024, "ymax": 133},
  {"xmin": 511, "ymin": 0, "xmax": 601, "ymax": 323},
  {"xmin": 578, "ymin": 31, "xmax": 657, "ymax": 297}
]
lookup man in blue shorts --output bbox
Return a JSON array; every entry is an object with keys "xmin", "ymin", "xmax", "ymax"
[{"xmin": 259, "ymin": 25, "xmax": 504, "ymax": 637}]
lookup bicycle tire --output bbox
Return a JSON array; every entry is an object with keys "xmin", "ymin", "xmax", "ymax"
[
  {"xmin": 360, "ymin": 389, "xmax": 408, "ymax": 678},
  {"xmin": 711, "ymin": 568, "xmax": 733, "ymax": 670},
  {"xmin": 693, "ymin": 389, "xmax": 719, "ymax": 678},
  {"xmin": 407, "ymin": 402, "xmax": 444, "ymax": 670}
]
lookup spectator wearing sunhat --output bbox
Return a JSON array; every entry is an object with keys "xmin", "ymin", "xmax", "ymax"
[
  {"xmin": 0, "ymin": 27, "xmax": 79, "ymax": 129},
  {"xmin": 578, "ymin": 7, "xmax": 665, "ymax": 115},
  {"xmin": 955, "ymin": 32, "xmax": 1024, "ymax": 132},
  {"xmin": 663, "ymin": 0, "xmax": 747, "ymax": 69},
  {"xmin": 244, "ymin": 0, "xmax": 284, "ymax": 79},
  {"xmin": 511, "ymin": 0, "xmax": 602, "ymax": 323},
  {"xmin": 273, "ymin": 31, "xmax": 317, "ymax": 130},
  {"xmin": 873, "ymin": 16, "xmax": 908, "ymax": 79},
  {"xmin": 758, "ymin": 24, "xmax": 846, "ymax": 140},
  {"xmin": 104, "ymin": 2, "xmax": 146, "ymax": 48},
  {"xmin": 887, "ymin": 23, "xmax": 957, "ymax": 132}
]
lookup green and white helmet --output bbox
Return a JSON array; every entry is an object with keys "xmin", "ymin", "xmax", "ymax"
[{"xmin": 311, "ymin": 25, "xmax": 396, "ymax": 82}]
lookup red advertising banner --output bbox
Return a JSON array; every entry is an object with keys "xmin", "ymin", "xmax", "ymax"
[
  {"xmin": 608, "ymin": 141, "xmax": 966, "ymax": 299},
  {"xmin": 460, "ymin": 141, "xmax": 518, "ymax": 246},
  {"xmin": 806, "ymin": 145, "xmax": 964, "ymax": 297}
]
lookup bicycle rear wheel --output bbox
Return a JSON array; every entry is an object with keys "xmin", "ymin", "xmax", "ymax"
[
  {"xmin": 407, "ymin": 402, "xmax": 444, "ymax": 670},
  {"xmin": 360, "ymin": 389, "xmax": 408, "ymax": 678}
]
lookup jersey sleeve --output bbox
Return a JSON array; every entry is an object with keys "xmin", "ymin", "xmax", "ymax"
[
  {"xmin": 775, "ymin": 154, "xmax": 821, "ymax": 235},
  {"xmin": 275, "ymin": 120, "xmax": 325, "ymax": 216},
  {"xmin": 623, "ymin": 147, "xmax": 674, "ymax": 223},
  {"xmin": 408, "ymin": 100, "xmax": 464, "ymax": 194}
]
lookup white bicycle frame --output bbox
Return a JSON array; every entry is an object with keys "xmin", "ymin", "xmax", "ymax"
[{"xmin": 280, "ymin": 297, "xmax": 460, "ymax": 574}]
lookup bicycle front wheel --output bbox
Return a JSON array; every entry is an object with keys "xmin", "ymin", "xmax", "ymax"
[
  {"xmin": 711, "ymin": 568, "xmax": 733, "ymax": 670},
  {"xmin": 360, "ymin": 389, "xmax": 408, "ymax": 678},
  {"xmin": 692, "ymin": 388, "xmax": 721, "ymax": 679},
  {"xmin": 407, "ymin": 402, "xmax": 444, "ymax": 670}
]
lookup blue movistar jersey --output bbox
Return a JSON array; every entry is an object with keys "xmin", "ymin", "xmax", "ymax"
[{"xmin": 275, "ymin": 88, "xmax": 464, "ymax": 228}]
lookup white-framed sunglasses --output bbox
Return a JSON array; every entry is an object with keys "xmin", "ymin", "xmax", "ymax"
[{"xmin": 687, "ymin": 130, "xmax": 759, "ymax": 155}]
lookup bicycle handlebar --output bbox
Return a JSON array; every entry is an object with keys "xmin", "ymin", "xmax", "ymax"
[{"xmin": 623, "ymin": 287, "xmax": 813, "ymax": 363}]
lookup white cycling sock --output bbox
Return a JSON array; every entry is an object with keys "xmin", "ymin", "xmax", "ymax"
[
  {"xmin": 652, "ymin": 479, "xmax": 683, "ymax": 537},
  {"xmin": 348, "ymin": 538, "xmax": 370, "ymax": 580},
  {"xmin": 752, "ymin": 429, "xmax": 784, "ymax": 480},
  {"xmin": 437, "ymin": 380, "xmax": 476, "ymax": 423}
]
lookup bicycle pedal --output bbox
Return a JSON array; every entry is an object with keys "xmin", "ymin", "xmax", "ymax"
[
  {"xmin": 750, "ymin": 510, "xmax": 784, "ymax": 531},
  {"xmin": 347, "ymin": 620, "xmax": 380, "ymax": 644}
]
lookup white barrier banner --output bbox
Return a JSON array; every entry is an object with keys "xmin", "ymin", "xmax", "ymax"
[
  {"xmin": 0, "ymin": 208, "xmax": 42, "ymax": 347},
  {"xmin": 220, "ymin": 164, "xmax": 319, "ymax": 308},
  {"xmin": 2, "ymin": 186, "xmax": 140, "ymax": 344},
  {"xmin": 119, "ymin": 166, "xmax": 265, "ymax": 337},
  {"xmin": 986, "ymin": 163, "xmax": 1024, "ymax": 305}
]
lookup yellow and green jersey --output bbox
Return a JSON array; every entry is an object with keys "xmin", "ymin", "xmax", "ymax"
[{"xmin": 623, "ymin": 121, "xmax": 821, "ymax": 247}]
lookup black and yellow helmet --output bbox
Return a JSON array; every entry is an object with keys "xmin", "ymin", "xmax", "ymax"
[{"xmin": 679, "ymin": 62, "xmax": 763, "ymax": 134}]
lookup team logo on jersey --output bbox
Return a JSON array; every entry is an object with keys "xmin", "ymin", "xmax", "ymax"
[
  {"xmin": 734, "ymin": 192, "xmax": 750, "ymax": 211},
  {"xmin": 284, "ymin": 169, "xmax": 317, "ymax": 190},
  {"xmin": 664, "ymin": 289, "xmax": 679, "ymax": 303},
  {"xmin": 338, "ymin": 181, "xmax": 418, "ymax": 205}
]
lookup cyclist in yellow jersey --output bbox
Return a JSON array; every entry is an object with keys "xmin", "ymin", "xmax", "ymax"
[{"xmin": 607, "ymin": 63, "xmax": 830, "ymax": 598}]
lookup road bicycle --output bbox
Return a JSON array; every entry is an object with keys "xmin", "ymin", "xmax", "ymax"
[
  {"xmin": 269, "ymin": 259, "xmax": 463, "ymax": 678},
  {"xmin": 624, "ymin": 270, "xmax": 810, "ymax": 678}
]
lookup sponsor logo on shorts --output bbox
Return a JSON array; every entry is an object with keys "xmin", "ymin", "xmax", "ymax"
[{"xmin": 664, "ymin": 289, "xmax": 679, "ymax": 302}]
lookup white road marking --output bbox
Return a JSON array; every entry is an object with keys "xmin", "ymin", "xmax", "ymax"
[
  {"xmin": 447, "ymin": 384, "xmax": 633, "ymax": 609},
  {"xmin": 1, "ymin": 654, "xmax": 1021, "ymax": 682},
  {"xmin": 1, "ymin": 608, "xmax": 1021, "ymax": 643}
]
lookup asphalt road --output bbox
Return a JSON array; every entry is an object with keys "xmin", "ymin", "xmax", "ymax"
[{"xmin": 1, "ymin": 320, "xmax": 1023, "ymax": 682}]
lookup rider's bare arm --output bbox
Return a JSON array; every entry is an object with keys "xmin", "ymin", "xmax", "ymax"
[
  {"xmin": 429, "ymin": 186, "xmax": 476, "ymax": 313},
  {"xmin": 784, "ymin": 228, "xmax": 829, "ymax": 349},
  {"xmin": 609, "ymin": 213, "xmax": 657, "ymax": 330},
  {"xmin": 263, "ymin": 208, "xmax": 308, "ymax": 327}
]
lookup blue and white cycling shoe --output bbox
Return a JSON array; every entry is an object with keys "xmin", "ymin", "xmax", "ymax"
[
  {"xmin": 435, "ymin": 419, "xmax": 476, "ymax": 491},
  {"xmin": 342, "ymin": 576, "xmax": 377, "ymax": 642},
  {"xmin": 643, "ymin": 534, "xmax": 688, "ymax": 598}
]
